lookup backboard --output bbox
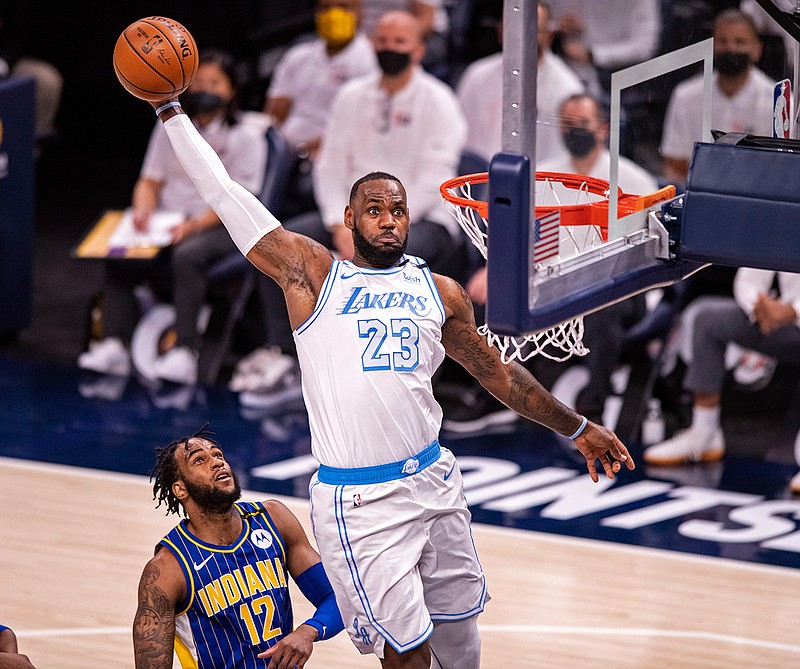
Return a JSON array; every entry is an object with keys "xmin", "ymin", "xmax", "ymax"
[{"xmin": 479, "ymin": 0, "xmax": 715, "ymax": 337}]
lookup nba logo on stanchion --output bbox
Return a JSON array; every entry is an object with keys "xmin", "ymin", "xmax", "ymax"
[{"xmin": 533, "ymin": 210, "xmax": 560, "ymax": 262}]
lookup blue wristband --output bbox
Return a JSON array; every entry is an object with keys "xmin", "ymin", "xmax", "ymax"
[
  {"xmin": 155, "ymin": 101, "xmax": 181, "ymax": 116},
  {"xmin": 294, "ymin": 562, "xmax": 344, "ymax": 641},
  {"xmin": 567, "ymin": 415, "xmax": 588, "ymax": 440}
]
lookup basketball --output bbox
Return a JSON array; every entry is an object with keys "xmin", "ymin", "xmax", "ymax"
[{"xmin": 113, "ymin": 16, "xmax": 198, "ymax": 103}]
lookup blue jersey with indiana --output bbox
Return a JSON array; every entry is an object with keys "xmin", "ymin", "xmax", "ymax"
[{"xmin": 159, "ymin": 501, "xmax": 294, "ymax": 668}]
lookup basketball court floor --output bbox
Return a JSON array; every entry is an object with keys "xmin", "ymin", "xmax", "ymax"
[{"xmin": 1, "ymin": 351, "xmax": 799, "ymax": 668}]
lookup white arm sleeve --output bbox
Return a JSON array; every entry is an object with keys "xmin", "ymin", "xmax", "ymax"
[{"xmin": 162, "ymin": 113, "xmax": 280, "ymax": 255}]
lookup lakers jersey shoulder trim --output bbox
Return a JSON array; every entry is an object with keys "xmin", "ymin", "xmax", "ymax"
[{"xmin": 296, "ymin": 260, "xmax": 342, "ymax": 335}]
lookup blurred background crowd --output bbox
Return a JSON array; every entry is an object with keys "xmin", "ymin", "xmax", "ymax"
[{"xmin": 2, "ymin": 0, "xmax": 799, "ymax": 483}]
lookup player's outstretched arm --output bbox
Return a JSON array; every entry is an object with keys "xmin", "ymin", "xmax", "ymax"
[
  {"xmin": 149, "ymin": 100, "xmax": 333, "ymax": 314},
  {"xmin": 257, "ymin": 501, "xmax": 343, "ymax": 667},
  {"xmin": 436, "ymin": 274, "xmax": 634, "ymax": 482},
  {"xmin": 132, "ymin": 550, "xmax": 184, "ymax": 669}
]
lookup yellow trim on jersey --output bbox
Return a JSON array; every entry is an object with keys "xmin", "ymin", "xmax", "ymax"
[
  {"xmin": 162, "ymin": 537, "xmax": 196, "ymax": 616},
  {"xmin": 176, "ymin": 519, "xmax": 251, "ymax": 554},
  {"xmin": 257, "ymin": 506, "xmax": 287, "ymax": 565},
  {"xmin": 173, "ymin": 624, "xmax": 199, "ymax": 669}
]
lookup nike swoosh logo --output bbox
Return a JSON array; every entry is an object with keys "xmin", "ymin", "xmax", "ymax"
[
  {"xmin": 443, "ymin": 463, "xmax": 456, "ymax": 481},
  {"xmin": 193, "ymin": 554, "xmax": 213, "ymax": 571},
  {"xmin": 341, "ymin": 272, "xmax": 359, "ymax": 280}
]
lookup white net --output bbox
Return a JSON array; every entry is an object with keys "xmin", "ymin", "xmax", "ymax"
[{"xmin": 442, "ymin": 175, "xmax": 595, "ymax": 363}]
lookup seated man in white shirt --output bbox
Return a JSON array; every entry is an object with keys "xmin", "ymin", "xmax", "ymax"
[
  {"xmin": 264, "ymin": 0, "xmax": 378, "ymax": 215},
  {"xmin": 644, "ymin": 268, "xmax": 800, "ymax": 495},
  {"xmin": 549, "ymin": 0, "xmax": 660, "ymax": 95},
  {"xmin": 542, "ymin": 93, "xmax": 661, "ymax": 425},
  {"xmin": 456, "ymin": 0, "xmax": 585, "ymax": 165},
  {"xmin": 286, "ymin": 10, "xmax": 469, "ymax": 281},
  {"xmin": 660, "ymin": 9, "xmax": 775, "ymax": 184},
  {"xmin": 539, "ymin": 93, "xmax": 659, "ymax": 192}
]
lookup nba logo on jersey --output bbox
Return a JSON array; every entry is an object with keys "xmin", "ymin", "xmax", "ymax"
[
  {"xmin": 250, "ymin": 528, "xmax": 273, "ymax": 549},
  {"xmin": 353, "ymin": 493, "xmax": 362, "ymax": 507}
]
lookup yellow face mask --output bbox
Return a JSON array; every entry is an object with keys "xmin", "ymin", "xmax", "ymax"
[{"xmin": 316, "ymin": 7, "xmax": 357, "ymax": 46}]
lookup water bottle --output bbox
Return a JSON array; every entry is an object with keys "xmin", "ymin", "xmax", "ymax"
[{"xmin": 641, "ymin": 398, "xmax": 665, "ymax": 444}]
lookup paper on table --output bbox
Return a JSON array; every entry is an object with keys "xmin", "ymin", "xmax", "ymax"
[{"xmin": 106, "ymin": 208, "xmax": 184, "ymax": 250}]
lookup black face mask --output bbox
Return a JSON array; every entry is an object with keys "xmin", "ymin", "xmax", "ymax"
[
  {"xmin": 181, "ymin": 91, "xmax": 226, "ymax": 117},
  {"xmin": 562, "ymin": 127, "xmax": 597, "ymax": 158},
  {"xmin": 714, "ymin": 51, "xmax": 750, "ymax": 77},
  {"xmin": 376, "ymin": 49, "xmax": 411, "ymax": 76}
]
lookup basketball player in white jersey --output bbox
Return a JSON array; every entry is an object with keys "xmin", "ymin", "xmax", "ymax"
[{"xmin": 143, "ymin": 96, "xmax": 634, "ymax": 669}]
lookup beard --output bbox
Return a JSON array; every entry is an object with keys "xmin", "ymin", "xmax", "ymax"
[
  {"xmin": 183, "ymin": 472, "xmax": 242, "ymax": 514},
  {"xmin": 352, "ymin": 224, "xmax": 407, "ymax": 267}
]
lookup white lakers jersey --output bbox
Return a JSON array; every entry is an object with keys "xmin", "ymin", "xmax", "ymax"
[{"xmin": 294, "ymin": 256, "xmax": 446, "ymax": 468}]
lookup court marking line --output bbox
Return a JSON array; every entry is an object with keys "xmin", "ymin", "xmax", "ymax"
[
  {"xmin": 478, "ymin": 624, "xmax": 800, "ymax": 654},
  {"xmin": 15, "ymin": 624, "xmax": 800, "ymax": 654},
  {"xmin": 477, "ymin": 517, "xmax": 800, "ymax": 577},
  {"xmin": 4, "ymin": 456, "xmax": 799, "ymax": 579}
]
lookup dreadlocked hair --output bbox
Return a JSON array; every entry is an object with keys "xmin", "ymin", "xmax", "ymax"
[{"xmin": 150, "ymin": 423, "xmax": 220, "ymax": 516}]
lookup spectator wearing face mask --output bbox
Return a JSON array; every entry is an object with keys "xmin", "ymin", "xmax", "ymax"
[
  {"xmin": 456, "ymin": 0, "xmax": 585, "ymax": 166},
  {"xmin": 660, "ymin": 9, "xmax": 775, "ymax": 184},
  {"xmin": 283, "ymin": 10, "xmax": 468, "ymax": 281},
  {"xmin": 535, "ymin": 92, "xmax": 659, "ymax": 427},
  {"xmin": 264, "ymin": 0, "xmax": 378, "ymax": 215},
  {"xmin": 541, "ymin": 92, "xmax": 658, "ymax": 194},
  {"xmin": 78, "ymin": 49, "xmax": 268, "ymax": 385}
]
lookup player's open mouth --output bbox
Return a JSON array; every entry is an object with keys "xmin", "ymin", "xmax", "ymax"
[{"xmin": 215, "ymin": 472, "xmax": 231, "ymax": 481}]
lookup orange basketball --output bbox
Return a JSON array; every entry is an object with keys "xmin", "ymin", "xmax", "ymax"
[{"xmin": 113, "ymin": 16, "xmax": 198, "ymax": 103}]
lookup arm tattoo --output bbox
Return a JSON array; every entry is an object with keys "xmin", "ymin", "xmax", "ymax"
[
  {"xmin": 133, "ymin": 563, "xmax": 176, "ymax": 669},
  {"xmin": 442, "ymin": 278, "xmax": 579, "ymax": 435},
  {"xmin": 507, "ymin": 362, "xmax": 578, "ymax": 434},
  {"xmin": 447, "ymin": 322, "xmax": 499, "ymax": 382},
  {"xmin": 253, "ymin": 234, "xmax": 325, "ymax": 298}
]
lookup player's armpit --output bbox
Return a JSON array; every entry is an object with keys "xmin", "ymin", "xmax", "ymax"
[{"xmin": 247, "ymin": 227, "xmax": 334, "ymax": 329}]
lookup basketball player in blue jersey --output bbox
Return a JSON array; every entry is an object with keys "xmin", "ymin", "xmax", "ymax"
[
  {"xmin": 141, "ymin": 96, "xmax": 635, "ymax": 669},
  {"xmin": 133, "ymin": 426, "xmax": 343, "ymax": 668}
]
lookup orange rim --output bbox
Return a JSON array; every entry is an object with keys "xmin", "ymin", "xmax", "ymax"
[{"xmin": 440, "ymin": 171, "xmax": 625, "ymax": 221}]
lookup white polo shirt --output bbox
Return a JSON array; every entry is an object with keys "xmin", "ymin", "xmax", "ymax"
[
  {"xmin": 141, "ymin": 116, "xmax": 267, "ymax": 219},
  {"xmin": 314, "ymin": 67, "xmax": 467, "ymax": 235},
  {"xmin": 267, "ymin": 33, "xmax": 378, "ymax": 149},
  {"xmin": 456, "ymin": 50, "xmax": 585, "ymax": 164},
  {"xmin": 540, "ymin": 147, "xmax": 659, "ymax": 195},
  {"xmin": 660, "ymin": 68, "xmax": 775, "ymax": 162}
]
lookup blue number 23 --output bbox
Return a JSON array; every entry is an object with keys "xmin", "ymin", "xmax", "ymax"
[{"xmin": 358, "ymin": 318, "xmax": 419, "ymax": 372}]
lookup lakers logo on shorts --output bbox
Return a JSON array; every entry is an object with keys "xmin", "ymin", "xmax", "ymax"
[{"xmin": 353, "ymin": 617, "xmax": 372, "ymax": 645}]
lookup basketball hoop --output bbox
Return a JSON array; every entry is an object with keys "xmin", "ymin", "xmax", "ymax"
[{"xmin": 441, "ymin": 171, "xmax": 653, "ymax": 364}]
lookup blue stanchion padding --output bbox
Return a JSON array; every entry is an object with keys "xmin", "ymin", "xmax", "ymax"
[
  {"xmin": 0, "ymin": 77, "xmax": 36, "ymax": 338},
  {"xmin": 682, "ymin": 140, "xmax": 800, "ymax": 273},
  {"xmin": 486, "ymin": 152, "xmax": 532, "ymax": 335}
]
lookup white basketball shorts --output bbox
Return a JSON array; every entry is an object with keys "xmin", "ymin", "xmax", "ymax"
[{"xmin": 308, "ymin": 443, "xmax": 489, "ymax": 657}]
